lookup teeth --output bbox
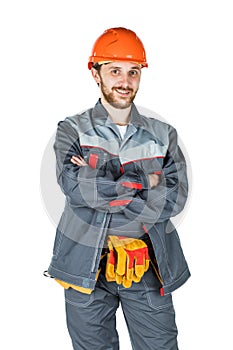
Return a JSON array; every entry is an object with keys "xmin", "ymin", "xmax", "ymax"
[{"xmin": 116, "ymin": 89, "xmax": 129, "ymax": 95}]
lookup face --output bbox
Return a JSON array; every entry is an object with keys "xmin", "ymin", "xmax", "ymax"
[{"xmin": 92, "ymin": 61, "xmax": 141, "ymax": 109}]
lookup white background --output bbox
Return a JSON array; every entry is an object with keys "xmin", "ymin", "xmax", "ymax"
[{"xmin": 1, "ymin": 0, "xmax": 233, "ymax": 349}]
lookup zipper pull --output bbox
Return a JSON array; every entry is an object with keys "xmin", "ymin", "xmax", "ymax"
[{"xmin": 160, "ymin": 287, "xmax": 165, "ymax": 297}]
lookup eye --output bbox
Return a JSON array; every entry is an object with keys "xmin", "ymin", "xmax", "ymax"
[
  {"xmin": 111, "ymin": 69, "xmax": 120, "ymax": 75},
  {"xmin": 129, "ymin": 70, "xmax": 139, "ymax": 77}
]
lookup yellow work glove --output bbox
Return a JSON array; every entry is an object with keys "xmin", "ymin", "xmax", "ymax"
[
  {"xmin": 105, "ymin": 238, "xmax": 118, "ymax": 283},
  {"xmin": 105, "ymin": 236, "xmax": 150, "ymax": 288}
]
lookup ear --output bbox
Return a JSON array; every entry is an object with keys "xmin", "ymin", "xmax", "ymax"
[{"xmin": 91, "ymin": 68, "xmax": 101, "ymax": 85}]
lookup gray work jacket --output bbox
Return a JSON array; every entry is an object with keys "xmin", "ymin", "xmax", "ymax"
[{"xmin": 47, "ymin": 100, "xmax": 190, "ymax": 295}]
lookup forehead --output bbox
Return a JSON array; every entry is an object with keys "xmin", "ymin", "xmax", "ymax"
[{"xmin": 103, "ymin": 61, "xmax": 141, "ymax": 70}]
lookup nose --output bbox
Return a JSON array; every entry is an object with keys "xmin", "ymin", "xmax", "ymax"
[{"xmin": 118, "ymin": 73, "xmax": 130, "ymax": 88}]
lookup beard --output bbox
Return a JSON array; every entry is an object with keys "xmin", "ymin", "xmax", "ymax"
[{"xmin": 99, "ymin": 76, "xmax": 138, "ymax": 109}]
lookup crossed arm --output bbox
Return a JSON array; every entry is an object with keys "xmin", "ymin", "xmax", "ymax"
[
  {"xmin": 55, "ymin": 119, "xmax": 188, "ymax": 226},
  {"xmin": 71, "ymin": 155, "xmax": 160, "ymax": 188}
]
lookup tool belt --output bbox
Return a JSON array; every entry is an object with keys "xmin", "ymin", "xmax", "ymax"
[{"xmin": 52, "ymin": 235, "xmax": 163, "ymax": 295}]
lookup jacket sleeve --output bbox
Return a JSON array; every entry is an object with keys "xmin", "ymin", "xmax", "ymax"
[
  {"xmin": 122, "ymin": 126, "xmax": 189, "ymax": 226},
  {"xmin": 54, "ymin": 118, "xmax": 150, "ymax": 213}
]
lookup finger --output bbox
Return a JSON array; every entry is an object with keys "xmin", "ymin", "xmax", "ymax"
[
  {"xmin": 74, "ymin": 155, "xmax": 88, "ymax": 166},
  {"xmin": 71, "ymin": 158, "xmax": 83, "ymax": 166},
  {"xmin": 70, "ymin": 157, "xmax": 79, "ymax": 165},
  {"xmin": 71, "ymin": 156, "xmax": 87, "ymax": 166},
  {"xmin": 148, "ymin": 174, "xmax": 159, "ymax": 188}
]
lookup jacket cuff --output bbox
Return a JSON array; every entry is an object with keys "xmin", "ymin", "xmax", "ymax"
[{"xmin": 119, "ymin": 170, "xmax": 150, "ymax": 191}]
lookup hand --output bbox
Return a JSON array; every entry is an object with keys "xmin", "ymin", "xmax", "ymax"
[
  {"xmin": 148, "ymin": 173, "xmax": 160, "ymax": 188},
  {"xmin": 70, "ymin": 155, "xmax": 88, "ymax": 167}
]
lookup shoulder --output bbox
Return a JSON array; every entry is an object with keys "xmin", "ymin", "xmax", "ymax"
[
  {"xmin": 137, "ymin": 109, "xmax": 176, "ymax": 139},
  {"xmin": 56, "ymin": 108, "xmax": 94, "ymax": 133},
  {"xmin": 61, "ymin": 107, "xmax": 93, "ymax": 125}
]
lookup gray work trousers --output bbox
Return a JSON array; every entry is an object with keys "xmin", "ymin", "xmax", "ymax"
[{"xmin": 65, "ymin": 265, "xmax": 178, "ymax": 350}]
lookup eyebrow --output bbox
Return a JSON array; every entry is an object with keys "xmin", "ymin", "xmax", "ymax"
[
  {"xmin": 130, "ymin": 66, "xmax": 141, "ymax": 70},
  {"xmin": 107, "ymin": 65, "xmax": 141, "ymax": 71}
]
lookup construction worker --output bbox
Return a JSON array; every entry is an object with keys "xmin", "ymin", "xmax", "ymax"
[{"xmin": 46, "ymin": 27, "xmax": 190, "ymax": 349}]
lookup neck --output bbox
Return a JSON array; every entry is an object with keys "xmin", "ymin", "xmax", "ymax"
[{"xmin": 100, "ymin": 98, "xmax": 131, "ymax": 125}]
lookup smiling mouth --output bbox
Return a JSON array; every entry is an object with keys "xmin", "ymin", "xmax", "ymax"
[{"xmin": 115, "ymin": 88, "xmax": 131, "ymax": 96}]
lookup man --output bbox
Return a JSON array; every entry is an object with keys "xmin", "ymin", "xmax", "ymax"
[{"xmin": 46, "ymin": 27, "xmax": 190, "ymax": 349}]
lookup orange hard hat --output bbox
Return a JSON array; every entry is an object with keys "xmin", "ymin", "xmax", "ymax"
[{"xmin": 88, "ymin": 27, "xmax": 148, "ymax": 70}]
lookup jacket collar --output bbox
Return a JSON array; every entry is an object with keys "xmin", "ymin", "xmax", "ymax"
[{"xmin": 92, "ymin": 99, "xmax": 143, "ymax": 127}]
